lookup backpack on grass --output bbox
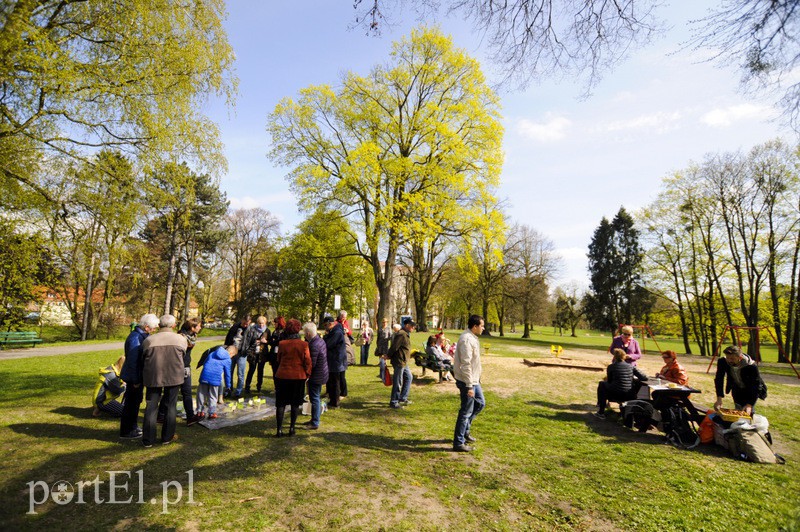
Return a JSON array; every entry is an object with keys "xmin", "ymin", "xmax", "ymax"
[
  {"xmin": 622, "ymin": 400, "xmax": 657, "ymax": 432},
  {"xmin": 662, "ymin": 404, "xmax": 699, "ymax": 449},
  {"xmin": 725, "ymin": 428, "xmax": 785, "ymax": 464}
]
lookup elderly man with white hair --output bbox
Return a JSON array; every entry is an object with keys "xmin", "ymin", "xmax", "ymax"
[
  {"xmin": 140, "ymin": 314, "xmax": 188, "ymax": 448},
  {"xmin": 119, "ymin": 313, "xmax": 160, "ymax": 439}
]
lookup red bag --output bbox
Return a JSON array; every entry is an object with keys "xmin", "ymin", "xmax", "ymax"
[
  {"xmin": 383, "ymin": 367, "xmax": 392, "ymax": 386},
  {"xmin": 699, "ymin": 409, "xmax": 716, "ymax": 444}
]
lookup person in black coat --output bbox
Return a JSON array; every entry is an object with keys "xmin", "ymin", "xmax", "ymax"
[
  {"xmin": 594, "ymin": 348, "xmax": 648, "ymax": 419},
  {"xmin": 714, "ymin": 345, "xmax": 762, "ymax": 415}
]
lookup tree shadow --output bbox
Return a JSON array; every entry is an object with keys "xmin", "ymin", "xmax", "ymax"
[
  {"xmin": 7, "ymin": 423, "xmax": 116, "ymax": 443},
  {"xmin": 51, "ymin": 406, "xmax": 96, "ymax": 419},
  {"xmin": 319, "ymin": 431, "xmax": 451, "ymax": 453}
]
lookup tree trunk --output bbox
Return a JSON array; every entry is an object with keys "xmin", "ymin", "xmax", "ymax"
[{"xmin": 164, "ymin": 232, "xmax": 179, "ymax": 316}]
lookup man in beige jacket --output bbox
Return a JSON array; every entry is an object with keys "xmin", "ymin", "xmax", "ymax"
[
  {"xmin": 452, "ymin": 314, "xmax": 485, "ymax": 452},
  {"xmin": 141, "ymin": 314, "xmax": 188, "ymax": 448}
]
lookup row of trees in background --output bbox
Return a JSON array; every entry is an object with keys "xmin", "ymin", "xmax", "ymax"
[{"xmin": 639, "ymin": 139, "xmax": 800, "ymax": 363}]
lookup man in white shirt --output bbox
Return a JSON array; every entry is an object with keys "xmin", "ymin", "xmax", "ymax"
[{"xmin": 452, "ymin": 314, "xmax": 485, "ymax": 452}]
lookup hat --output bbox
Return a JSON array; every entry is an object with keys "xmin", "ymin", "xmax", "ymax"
[{"xmin": 322, "ymin": 316, "xmax": 335, "ymax": 324}]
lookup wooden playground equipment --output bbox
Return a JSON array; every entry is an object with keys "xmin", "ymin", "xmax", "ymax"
[{"xmin": 704, "ymin": 325, "xmax": 800, "ymax": 379}]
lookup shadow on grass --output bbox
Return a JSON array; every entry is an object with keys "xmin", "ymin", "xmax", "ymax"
[
  {"xmin": 0, "ymin": 417, "xmax": 297, "ymax": 528},
  {"xmin": 51, "ymin": 406, "xmax": 95, "ymax": 419},
  {"xmin": 8, "ymin": 423, "xmax": 112, "ymax": 442},
  {"xmin": 0, "ymin": 371, "xmax": 91, "ymax": 406},
  {"xmin": 319, "ymin": 430, "xmax": 450, "ymax": 453}
]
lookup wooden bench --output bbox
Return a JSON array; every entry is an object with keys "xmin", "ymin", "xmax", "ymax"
[
  {"xmin": 0, "ymin": 331, "xmax": 44, "ymax": 349},
  {"xmin": 412, "ymin": 349, "xmax": 453, "ymax": 382}
]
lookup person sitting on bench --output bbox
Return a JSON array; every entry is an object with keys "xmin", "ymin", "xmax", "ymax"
[
  {"xmin": 93, "ymin": 356, "xmax": 126, "ymax": 417},
  {"xmin": 655, "ymin": 350, "xmax": 688, "ymax": 386},
  {"xmin": 425, "ymin": 335, "xmax": 453, "ymax": 381},
  {"xmin": 594, "ymin": 348, "xmax": 648, "ymax": 420}
]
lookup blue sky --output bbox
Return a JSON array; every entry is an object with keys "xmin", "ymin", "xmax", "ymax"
[{"xmin": 205, "ymin": 1, "xmax": 793, "ymax": 288}]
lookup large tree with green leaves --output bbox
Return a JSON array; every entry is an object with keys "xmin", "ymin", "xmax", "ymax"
[
  {"xmin": 0, "ymin": 0, "xmax": 235, "ymax": 205},
  {"xmin": 586, "ymin": 207, "xmax": 651, "ymax": 333},
  {"xmin": 268, "ymin": 26, "xmax": 503, "ymax": 325}
]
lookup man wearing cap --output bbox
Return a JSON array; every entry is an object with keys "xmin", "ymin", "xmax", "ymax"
[
  {"xmin": 452, "ymin": 314, "xmax": 485, "ymax": 452},
  {"xmin": 389, "ymin": 319, "xmax": 415, "ymax": 408}
]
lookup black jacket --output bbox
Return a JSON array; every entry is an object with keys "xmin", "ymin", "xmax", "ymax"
[
  {"xmin": 714, "ymin": 357, "xmax": 761, "ymax": 406},
  {"xmin": 606, "ymin": 360, "xmax": 648, "ymax": 394}
]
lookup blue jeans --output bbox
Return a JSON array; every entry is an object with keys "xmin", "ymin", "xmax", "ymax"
[
  {"xmin": 453, "ymin": 381, "xmax": 485, "ymax": 446},
  {"xmin": 379, "ymin": 357, "xmax": 386, "ymax": 380},
  {"xmin": 232, "ymin": 355, "xmax": 246, "ymax": 394},
  {"xmin": 308, "ymin": 382, "xmax": 322, "ymax": 427},
  {"xmin": 390, "ymin": 365, "xmax": 412, "ymax": 405},
  {"xmin": 360, "ymin": 343, "xmax": 370, "ymax": 365}
]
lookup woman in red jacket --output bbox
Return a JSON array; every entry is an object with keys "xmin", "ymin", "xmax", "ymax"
[{"xmin": 274, "ymin": 319, "xmax": 312, "ymax": 437}]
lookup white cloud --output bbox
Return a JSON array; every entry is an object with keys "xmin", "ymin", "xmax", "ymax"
[
  {"xmin": 700, "ymin": 104, "xmax": 771, "ymax": 127},
  {"xmin": 602, "ymin": 111, "xmax": 683, "ymax": 133},
  {"xmin": 516, "ymin": 115, "xmax": 572, "ymax": 142}
]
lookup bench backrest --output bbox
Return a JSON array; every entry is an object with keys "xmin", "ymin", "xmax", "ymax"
[{"xmin": 0, "ymin": 331, "xmax": 39, "ymax": 339}]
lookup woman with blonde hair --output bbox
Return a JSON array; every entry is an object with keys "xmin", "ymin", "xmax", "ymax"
[{"xmin": 608, "ymin": 325, "xmax": 642, "ymax": 366}]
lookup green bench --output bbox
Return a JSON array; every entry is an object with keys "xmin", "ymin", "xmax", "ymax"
[
  {"xmin": 412, "ymin": 347, "xmax": 453, "ymax": 382},
  {"xmin": 0, "ymin": 331, "xmax": 44, "ymax": 349}
]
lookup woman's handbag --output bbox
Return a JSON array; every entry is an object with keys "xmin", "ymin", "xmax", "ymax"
[{"xmin": 354, "ymin": 333, "xmax": 365, "ymax": 347}]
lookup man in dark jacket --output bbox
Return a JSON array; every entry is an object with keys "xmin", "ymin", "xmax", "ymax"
[
  {"xmin": 389, "ymin": 319, "xmax": 416, "ymax": 409},
  {"xmin": 714, "ymin": 345, "xmax": 762, "ymax": 415},
  {"xmin": 141, "ymin": 315, "xmax": 188, "ymax": 448},
  {"xmin": 119, "ymin": 313, "xmax": 160, "ymax": 439},
  {"xmin": 303, "ymin": 322, "xmax": 329, "ymax": 429},
  {"xmin": 225, "ymin": 315, "xmax": 251, "ymax": 398},
  {"xmin": 323, "ymin": 316, "xmax": 346, "ymax": 408}
]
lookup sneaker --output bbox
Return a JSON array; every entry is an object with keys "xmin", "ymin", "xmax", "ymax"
[
  {"xmin": 303, "ymin": 424, "xmax": 319, "ymax": 430},
  {"xmin": 593, "ymin": 412, "xmax": 606, "ymax": 420},
  {"xmin": 120, "ymin": 429, "xmax": 143, "ymax": 439},
  {"xmin": 209, "ymin": 413, "xmax": 218, "ymax": 420},
  {"xmin": 162, "ymin": 434, "xmax": 179, "ymax": 445},
  {"xmin": 453, "ymin": 444, "xmax": 473, "ymax": 452},
  {"xmin": 197, "ymin": 411, "xmax": 206, "ymax": 419},
  {"xmin": 186, "ymin": 415, "xmax": 201, "ymax": 426},
  {"xmin": 465, "ymin": 434, "xmax": 477, "ymax": 443},
  {"xmin": 142, "ymin": 440, "xmax": 153, "ymax": 448},
  {"xmin": 390, "ymin": 403, "xmax": 403, "ymax": 409},
  {"xmin": 400, "ymin": 400, "xmax": 412, "ymax": 406}
]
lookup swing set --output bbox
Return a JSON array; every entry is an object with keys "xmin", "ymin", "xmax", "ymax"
[{"xmin": 704, "ymin": 325, "xmax": 800, "ymax": 379}]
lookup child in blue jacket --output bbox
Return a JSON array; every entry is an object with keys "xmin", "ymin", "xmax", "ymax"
[{"xmin": 196, "ymin": 345, "xmax": 236, "ymax": 419}]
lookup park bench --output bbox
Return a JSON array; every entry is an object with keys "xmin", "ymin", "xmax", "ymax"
[
  {"xmin": 412, "ymin": 348, "xmax": 453, "ymax": 382},
  {"xmin": 0, "ymin": 331, "xmax": 44, "ymax": 349}
]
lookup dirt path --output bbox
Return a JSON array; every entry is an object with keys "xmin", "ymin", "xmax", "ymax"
[
  {"xmin": 0, "ymin": 336, "xmax": 225, "ymax": 361},
  {"xmin": 510, "ymin": 344, "xmax": 800, "ymax": 387}
]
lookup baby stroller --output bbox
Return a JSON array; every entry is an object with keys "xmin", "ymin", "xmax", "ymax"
[{"xmin": 622, "ymin": 388, "xmax": 702, "ymax": 449}]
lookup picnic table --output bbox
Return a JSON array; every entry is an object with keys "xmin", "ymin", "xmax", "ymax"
[{"xmin": 0, "ymin": 331, "xmax": 43, "ymax": 349}]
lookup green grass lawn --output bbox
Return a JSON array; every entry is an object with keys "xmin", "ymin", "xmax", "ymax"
[{"xmin": 1, "ymin": 336, "xmax": 798, "ymax": 530}]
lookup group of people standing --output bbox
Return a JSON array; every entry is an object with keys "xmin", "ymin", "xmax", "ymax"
[{"xmin": 107, "ymin": 308, "xmax": 489, "ymax": 453}]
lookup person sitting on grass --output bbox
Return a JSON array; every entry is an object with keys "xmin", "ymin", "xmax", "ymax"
[
  {"xmin": 594, "ymin": 348, "xmax": 648, "ymax": 420},
  {"xmin": 93, "ymin": 356, "xmax": 126, "ymax": 417},
  {"xmin": 655, "ymin": 350, "xmax": 688, "ymax": 386},
  {"xmin": 196, "ymin": 345, "xmax": 236, "ymax": 420}
]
